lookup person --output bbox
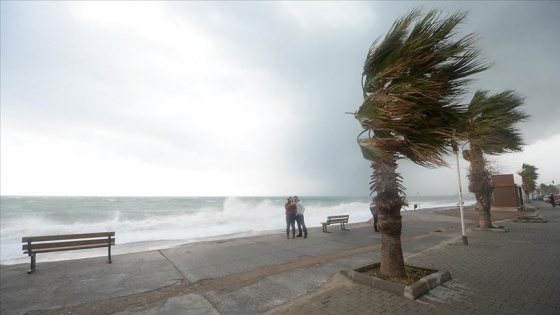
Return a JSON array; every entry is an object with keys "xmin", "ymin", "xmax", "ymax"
[
  {"xmin": 369, "ymin": 202, "xmax": 379, "ymax": 232},
  {"xmin": 294, "ymin": 196, "xmax": 308, "ymax": 238},
  {"xmin": 284, "ymin": 197, "xmax": 297, "ymax": 239},
  {"xmin": 550, "ymin": 194, "xmax": 556, "ymax": 207}
]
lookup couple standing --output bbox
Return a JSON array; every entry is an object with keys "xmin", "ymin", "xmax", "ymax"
[{"xmin": 284, "ymin": 196, "xmax": 308, "ymax": 239}]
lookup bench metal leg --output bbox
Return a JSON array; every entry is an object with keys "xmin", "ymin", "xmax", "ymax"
[
  {"xmin": 322, "ymin": 224, "xmax": 331, "ymax": 233},
  {"xmin": 340, "ymin": 223, "xmax": 350, "ymax": 231},
  {"xmin": 107, "ymin": 235, "xmax": 112, "ymax": 264},
  {"xmin": 28, "ymin": 254, "xmax": 36, "ymax": 274}
]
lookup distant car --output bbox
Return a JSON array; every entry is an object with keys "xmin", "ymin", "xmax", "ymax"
[{"xmin": 556, "ymin": 199, "xmax": 560, "ymax": 206}]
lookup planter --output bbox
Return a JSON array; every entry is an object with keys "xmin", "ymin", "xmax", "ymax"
[
  {"xmin": 472, "ymin": 225, "xmax": 510, "ymax": 232},
  {"xmin": 514, "ymin": 216, "xmax": 548, "ymax": 223},
  {"xmin": 341, "ymin": 263, "xmax": 452, "ymax": 300}
]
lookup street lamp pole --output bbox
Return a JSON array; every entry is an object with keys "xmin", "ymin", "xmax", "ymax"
[{"xmin": 452, "ymin": 143, "xmax": 468, "ymax": 245}]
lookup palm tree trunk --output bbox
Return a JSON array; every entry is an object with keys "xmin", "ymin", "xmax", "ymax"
[
  {"xmin": 372, "ymin": 158, "xmax": 406, "ymax": 278},
  {"xmin": 476, "ymin": 194, "xmax": 493, "ymax": 229},
  {"xmin": 467, "ymin": 145, "xmax": 493, "ymax": 229}
]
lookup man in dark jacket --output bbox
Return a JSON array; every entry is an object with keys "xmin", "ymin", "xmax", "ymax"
[
  {"xmin": 370, "ymin": 202, "xmax": 379, "ymax": 232},
  {"xmin": 294, "ymin": 196, "xmax": 308, "ymax": 238}
]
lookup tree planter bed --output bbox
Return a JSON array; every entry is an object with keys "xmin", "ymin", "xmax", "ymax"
[
  {"xmin": 472, "ymin": 225, "xmax": 510, "ymax": 232},
  {"xmin": 341, "ymin": 263, "xmax": 452, "ymax": 300},
  {"xmin": 514, "ymin": 216, "xmax": 548, "ymax": 223}
]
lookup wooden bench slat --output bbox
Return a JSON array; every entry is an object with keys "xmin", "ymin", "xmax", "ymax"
[
  {"xmin": 23, "ymin": 238, "xmax": 115, "ymax": 251},
  {"xmin": 24, "ymin": 242, "xmax": 115, "ymax": 254},
  {"xmin": 22, "ymin": 232, "xmax": 115, "ymax": 242}
]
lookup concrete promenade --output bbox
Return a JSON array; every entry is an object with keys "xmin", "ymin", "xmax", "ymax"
[{"xmin": 1, "ymin": 201, "xmax": 558, "ymax": 314}]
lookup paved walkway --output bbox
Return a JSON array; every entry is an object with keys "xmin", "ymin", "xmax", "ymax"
[
  {"xmin": 268, "ymin": 201, "xmax": 560, "ymax": 315},
  {"xmin": 1, "ymin": 201, "xmax": 557, "ymax": 315}
]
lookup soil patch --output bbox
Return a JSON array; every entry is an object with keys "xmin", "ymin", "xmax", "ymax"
[{"xmin": 358, "ymin": 264, "xmax": 436, "ymax": 286}]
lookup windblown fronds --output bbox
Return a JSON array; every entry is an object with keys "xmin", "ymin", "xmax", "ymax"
[
  {"xmin": 356, "ymin": 8, "xmax": 489, "ymax": 168},
  {"xmin": 461, "ymin": 90, "xmax": 529, "ymax": 154},
  {"xmin": 518, "ymin": 163, "xmax": 539, "ymax": 196}
]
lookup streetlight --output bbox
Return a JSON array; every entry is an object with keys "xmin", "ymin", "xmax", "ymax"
[{"xmin": 452, "ymin": 143, "xmax": 468, "ymax": 245}]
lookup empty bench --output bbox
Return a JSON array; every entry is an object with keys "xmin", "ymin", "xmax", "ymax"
[
  {"xmin": 321, "ymin": 215, "xmax": 350, "ymax": 233},
  {"xmin": 22, "ymin": 232, "xmax": 115, "ymax": 274}
]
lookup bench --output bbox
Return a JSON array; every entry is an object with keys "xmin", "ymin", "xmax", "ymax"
[
  {"xmin": 22, "ymin": 232, "xmax": 115, "ymax": 274},
  {"xmin": 321, "ymin": 215, "xmax": 350, "ymax": 233}
]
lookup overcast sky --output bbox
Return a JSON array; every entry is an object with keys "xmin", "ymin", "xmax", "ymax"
[{"xmin": 1, "ymin": 1, "xmax": 559, "ymax": 197}]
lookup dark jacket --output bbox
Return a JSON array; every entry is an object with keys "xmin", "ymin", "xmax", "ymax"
[
  {"xmin": 285, "ymin": 202, "xmax": 296, "ymax": 215},
  {"xmin": 369, "ymin": 203, "xmax": 377, "ymax": 216}
]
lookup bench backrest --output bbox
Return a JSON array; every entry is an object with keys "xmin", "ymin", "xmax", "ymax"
[
  {"xmin": 22, "ymin": 232, "xmax": 115, "ymax": 255},
  {"xmin": 327, "ymin": 215, "xmax": 349, "ymax": 223}
]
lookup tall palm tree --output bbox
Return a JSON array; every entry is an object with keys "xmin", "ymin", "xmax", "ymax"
[
  {"xmin": 355, "ymin": 8, "xmax": 488, "ymax": 278},
  {"xmin": 518, "ymin": 163, "xmax": 539, "ymax": 201},
  {"xmin": 461, "ymin": 90, "xmax": 529, "ymax": 228}
]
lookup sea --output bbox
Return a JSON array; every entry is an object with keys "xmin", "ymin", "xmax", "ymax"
[{"xmin": 0, "ymin": 195, "xmax": 475, "ymax": 265}]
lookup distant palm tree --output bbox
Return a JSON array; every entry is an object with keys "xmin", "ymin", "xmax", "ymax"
[
  {"xmin": 355, "ymin": 8, "xmax": 488, "ymax": 278},
  {"xmin": 518, "ymin": 163, "xmax": 539, "ymax": 201},
  {"xmin": 461, "ymin": 90, "xmax": 529, "ymax": 228}
]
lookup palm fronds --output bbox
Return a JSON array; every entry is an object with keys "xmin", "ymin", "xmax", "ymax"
[
  {"xmin": 356, "ymin": 8, "xmax": 489, "ymax": 168},
  {"xmin": 518, "ymin": 163, "xmax": 539, "ymax": 195},
  {"xmin": 461, "ymin": 90, "xmax": 529, "ymax": 154}
]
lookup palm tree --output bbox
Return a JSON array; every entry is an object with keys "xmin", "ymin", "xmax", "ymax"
[
  {"xmin": 461, "ymin": 90, "xmax": 529, "ymax": 228},
  {"xmin": 518, "ymin": 163, "xmax": 539, "ymax": 201},
  {"xmin": 355, "ymin": 8, "xmax": 488, "ymax": 278},
  {"xmin": 540, "ymin": 182, "xmax": 559, "ymax": 195}
]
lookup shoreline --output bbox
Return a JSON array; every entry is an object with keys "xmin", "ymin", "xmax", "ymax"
[{"xmin": 3, "ymin": 203, "xmax": 527, "ymax": 267}]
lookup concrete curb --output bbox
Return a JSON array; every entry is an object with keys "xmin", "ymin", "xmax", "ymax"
[{"xmin": 340, "ymin": 264, "xmax": 452, "ymax": 300}]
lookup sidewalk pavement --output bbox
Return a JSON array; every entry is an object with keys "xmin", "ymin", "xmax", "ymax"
[
  {"xmin": 268, "ymin": 201, "xmax": 560, "ymax": 315},
  {"xmin": 1, "ymin": 202, "xmax": 556, "ymax": 315}
]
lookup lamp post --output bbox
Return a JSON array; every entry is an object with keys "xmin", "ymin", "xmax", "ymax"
[{"xmin": 452, "ymin": 143, "xmax": 468, "ymax": 245}]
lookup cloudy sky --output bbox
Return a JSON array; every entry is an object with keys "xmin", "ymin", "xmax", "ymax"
[{"xmin": 1, "ymin": 1, "xmax": 558, "ymax": 197}]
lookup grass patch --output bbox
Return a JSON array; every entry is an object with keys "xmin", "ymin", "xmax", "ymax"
[{"xmin": 514, "ymin": 216, "xmax": 548, "ymax": 223}]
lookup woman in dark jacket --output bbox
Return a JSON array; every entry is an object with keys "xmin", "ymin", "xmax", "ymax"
[{"xmin": 284, "ymin": 197, "xmax": 297, "ymax": 238}]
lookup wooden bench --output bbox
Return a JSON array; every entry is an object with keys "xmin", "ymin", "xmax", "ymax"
[
  {"xmin": 22, "ymin": 232, "xmax": 115, "ymax": 274},
  {"xmin": 321, "ymin": 215, "xmax": 350, "ymax": 233}
]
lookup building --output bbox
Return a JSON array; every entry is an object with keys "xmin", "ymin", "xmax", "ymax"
[{"xmin": 492, "ymin": 174, "xmax": 523, "ymax": 210}]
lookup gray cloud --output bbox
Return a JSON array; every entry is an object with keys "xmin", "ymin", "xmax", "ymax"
[{"xmin": 1, "ymin": 1, "xmax": 558, "ymax": 196}]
